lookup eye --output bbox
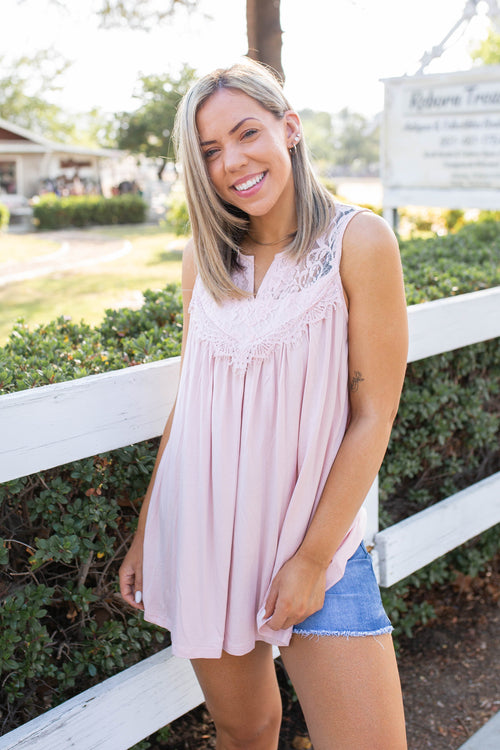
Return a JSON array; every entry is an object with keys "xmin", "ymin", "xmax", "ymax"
[
  {"xmin": 203, "ymin": 147, "xmax": 219, "ymax": 160},
  {"xmin": 241, "ymin": 128, "xmax": 258, "ymax": 140}
]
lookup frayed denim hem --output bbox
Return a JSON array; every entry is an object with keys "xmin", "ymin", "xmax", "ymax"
[{"xmin": 292, "ymin": 624, "xmax": 393, "ymax": 638}]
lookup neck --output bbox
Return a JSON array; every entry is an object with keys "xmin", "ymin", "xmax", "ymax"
[
  {"xmin": 247, "ymin": 230, "xmax": 296, "ymax": 246},
  {"xmin": 247, "ymin": 203, "xmax": 298, "ymax": 247}
]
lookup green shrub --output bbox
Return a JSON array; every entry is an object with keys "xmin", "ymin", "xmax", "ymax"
[
  {"xmin": 0, "ymin": 447, "xmax": 166, "ymax": 727},
  {"xmin": 32, "ymin": 194, "xmax": 147, "ymax": 230},
  {"xmin": 444, "ymin": 208, "xmax": 465, "ymax": 232},
  {"xmin": 164, "ymin": 189, "xmax": 190, "ymax": 236},
  {"xmin": 382, "ymin": 524, "xmax": 500, "ymax": 645},
  {"xmin": 377, "ymin": 219, "xmax": 500, "ymax": 642},
  {"xmin": 0, "ymin": 285, "xmax": 183, "ymax": 394},
  {"xmin": 380, "ymin": 340, "xmax": 500, "ymax": 523},
  {"xmin": 0, "ymin": 201, "xmax": 10, "ymax": 230},
  {"xmin": 0, "ymin": 285, "xmax": 183, "ymax": 730},
  {"xmin": 0, "ymin": 218, "xmax": 499, "ymax": 733},
  {"xmin": 479, "ymin": 209, "xmax": 500, "ymax": 222}
]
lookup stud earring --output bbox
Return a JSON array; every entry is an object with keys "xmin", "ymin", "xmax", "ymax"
[{"xmin": 289, "ymin": 134, "xmax": 300, "ymax": 155}]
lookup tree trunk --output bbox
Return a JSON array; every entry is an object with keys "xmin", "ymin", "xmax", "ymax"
[{"xmin": 246, "ymin": 0, "xmax": 284, "ymax": 82}]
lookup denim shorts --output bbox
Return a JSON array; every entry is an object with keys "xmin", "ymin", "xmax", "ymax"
[{"xmin": 292, "ymin": 541, "xmax": 393, "ymax": 637}]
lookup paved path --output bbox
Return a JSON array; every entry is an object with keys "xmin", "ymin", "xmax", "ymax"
[
  {"xmin": 458, "ymin": 712, "xmax": 500, "ymax": 749},
  {"xmin": 0, "ymin": 230, "xmax": 132, "ymax": 287}
]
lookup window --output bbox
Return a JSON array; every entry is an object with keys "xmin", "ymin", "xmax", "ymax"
[{"xmin": 0, "ymin": 161, "xmax": 16, "ymax": 194}]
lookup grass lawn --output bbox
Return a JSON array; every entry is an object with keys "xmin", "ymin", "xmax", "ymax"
[
  {"xmin": 0, "ymin": 225, "xmax": 184, "ymax": 344},
  {"xmin": 0, "ymin": 233, "xmax": 61, "ymax": 264}
]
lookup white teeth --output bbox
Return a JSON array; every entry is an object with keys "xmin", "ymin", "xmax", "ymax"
[{"xmin": 234, "ymin": 172, "xmax": 265, "ymax": 192}]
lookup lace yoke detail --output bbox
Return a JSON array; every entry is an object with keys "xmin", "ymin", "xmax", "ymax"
[{"xmin": 189, "ymin": 203, "xmax": 359, "ymax": 373}]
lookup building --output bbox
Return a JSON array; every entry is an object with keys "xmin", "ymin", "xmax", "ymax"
[{"xmin": 0, "ymin": 117, "xmax": 135, "ymax": 199}]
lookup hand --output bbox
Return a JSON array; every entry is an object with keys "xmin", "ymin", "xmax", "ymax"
[
  {"xmin": 264, "ymin": 551, "xmax": 328, "ymax": 631},
  {"xmin": 119, "ymin": 533, "xmax": 145, "ymax": 611}
]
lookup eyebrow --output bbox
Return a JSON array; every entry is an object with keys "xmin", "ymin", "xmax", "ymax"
[{"xmin": 199, "ymin": 117, "xmax": 260, "ymax": 147}]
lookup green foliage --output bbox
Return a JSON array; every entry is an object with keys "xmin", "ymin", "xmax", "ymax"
[
  {"xmin": 0, "ymin": 584, "xmax": 56, "ymax": 700},
  {"xmin": 479, "ymin": 209, "xmax": 500, "ymax": 222},
  {"xmin": 471, "ymin": 28, "xmax": 500, "ymax": 65},
  {"xmin": 0, "ymin": 284, "xmax": 183, "ymax": 730},
  {"xmin": 380, "ymin": 340, "xmax": 500, "ymax": 520},
  {"xmin": 116, "ymin": 65, "xmax": 196, "ymax": 178},
  {"xmin": 379, "ymin": 220, "xmax": 500, "ymax": 521},
  {"xmin": 129, "ymin": 726, "xmax": 172, "ymax": 750},
  {"xmin": 0, "ymin": 49, "xmax": 118, "ymax": 148},
  {"xmin": 444, "ymin": 208, "xmax": 465, "ymax": 232},
  {"xmin": 0, "ymin": 50, "xmax": 76, "ymax": 142},
  {"xmin": 97, "ymin": 0, "xmax": 199, "ymax": 31},
  {"xmin": 0, "ymin": 285, "xmax": 183, "ymax": 394},
  {"xmin": 383, "ymin": 525, "xmax": 500, "ymax": 646},
  {"xmin": 164, "ymin": 188, "xmax": 190, "ymax": 236},
  {"xmin": 300, "ymin": 109, "xmax": 337, "ymax": 162},
  {"xmin": 378, "ymin": 219, "xmax": 500, "ymax": 645},
  {"xmin": 0, "ymin": 446, "xmax": 165, "ymax": 728},
  {"xmin": 32, "ymin": 194, "xmax": 147, "ymax": 230},
  {"xmin": 332, "ymin": 107, "xmax": 380, "ymax": 173},
  {"xmin": 400, "ymin": 219, "xmax": 500, "ymax": 303},
  {"xmin": 0, "ymin": 218, "xmax": 499, "ymax": 733},
  {"xmin": 0, "ymin": 201, "xmax": 10, "ymax": 230},
  {"xmin": 299, "ymin": 107, "xmax": 380, "ymax": 173}
]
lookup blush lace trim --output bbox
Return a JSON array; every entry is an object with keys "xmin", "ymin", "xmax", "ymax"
[
  {"xmin": 188, "ymin": 203, "xmax": 361, "ymax": 373},
  {"xmin": 189, "ymin": 283, "xmax": 342, "ymax": 373}
]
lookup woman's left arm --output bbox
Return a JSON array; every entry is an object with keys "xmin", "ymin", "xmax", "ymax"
[{"xmin": 265, "ymin": 212, "xmax": 408, "ymax": 631}]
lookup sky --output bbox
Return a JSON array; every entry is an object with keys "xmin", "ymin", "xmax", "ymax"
[{"xmin": 1, "ymin": 0, "xmax": 495, "ymax": 118}]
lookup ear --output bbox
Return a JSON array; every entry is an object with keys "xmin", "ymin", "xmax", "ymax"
[{"xmin": 284, "ymin": 110, "xmax": 301, "ymax": 149}]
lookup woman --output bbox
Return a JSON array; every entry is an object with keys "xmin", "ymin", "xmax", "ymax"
[{"xmin": 120, "ymin": 59, "xmax": 408, "ymax": 749}]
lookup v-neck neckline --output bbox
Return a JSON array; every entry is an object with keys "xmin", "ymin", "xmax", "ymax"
[{"xmin": 238, "ymin": 249, "xmax": 287, "ymax": 298}]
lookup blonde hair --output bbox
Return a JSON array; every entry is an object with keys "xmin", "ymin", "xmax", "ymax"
[{"xmin": 173, "ymin": 58, "xmax": 335, "ymax": 302}]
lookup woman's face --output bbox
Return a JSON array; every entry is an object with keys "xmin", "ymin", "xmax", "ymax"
[{"xmin": 196, "ymin": 87, "xmax": 300, "ymax": 219}]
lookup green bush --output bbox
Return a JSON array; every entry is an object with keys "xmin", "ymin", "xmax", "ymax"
[
  {"xmin": 0, "ymin": 285, "xmax": 183, "ymax": 395},
  {"xmin": 382, "ymin": 524, "xmax": 500, "ymax": 645},
  {"xmin": 32, "ymin": 194, "xmax": 147, "ymax": 230},
  {"xmin": 401, "ymin": 219, "xmax": 500, "ymax": 303},
  {"xmin": 0, "ymin": 201, "xmax": 10, "ymax": 230},
  {"xmin": 0, "ymin": 218, "xmax": 499, "ymax": 733},
  {"xmin": 0, "ymin": 285, "xmax": 183, "ymax": 730},
  {"xmin": 378, "ymin": 219, "xmax": 500, "ymax": 641},
  {"xmin": 380, "ymin": 341, "xmax": 499, "ymax": 525},
  {"xmin": 0, "ymin": 448, "xmax": 166, "ymax": 728},
  {"xmin": 164, "ymin": 189, "xmax": 190, "ymax": 236},
  {"xmin": 444, "ymin": 208, "xmax": 465, "ymax": 232}
]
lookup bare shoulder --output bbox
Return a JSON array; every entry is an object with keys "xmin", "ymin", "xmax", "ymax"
[
  {"xmin": 342, "ymin": 211, "xmax": 399, "ymax": 263},
  {"xmin": 182, "ymin": 237, "xmax": 198, "ymax": 291},
  {"xmin": 340, "ymin": 211, "xmax": 402, "ymax": 297}
]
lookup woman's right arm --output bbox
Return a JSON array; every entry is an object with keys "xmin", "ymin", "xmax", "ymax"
[{"xmin": 118, "ymin": 239, "xmax": 197, "ymax": 610}]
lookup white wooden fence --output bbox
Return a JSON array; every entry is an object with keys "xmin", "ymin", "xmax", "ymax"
[{"xmin": 1, "ymin": 286, "xmax": 500, "ymax": 750}]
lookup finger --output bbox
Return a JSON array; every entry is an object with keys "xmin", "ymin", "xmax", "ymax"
[
  {"xmin": 119, "ymin": 564, "xmax": 131, "ymax": 598},
  {"xmin": 134, "ymin": 565, "xmax": 144, "ymax": 610},
  {"xmin": 119, "ymin": 565, "xmax": 142, "ymax": 610},
  {"xmin": 266, "ymin": 610, "xmax": 289, "ymax": 631},
  {"xmin": 265, "ymin": 595, "xmax": 291, "ymax": 630},
  {"xmin": 264, "ymin": 583, "xmax": 279, "ymax": 619}
]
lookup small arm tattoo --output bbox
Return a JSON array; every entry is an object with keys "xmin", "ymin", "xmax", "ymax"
[{"xmin": 349, "ymin": 370, "xmax": 365, "ymax": 392}]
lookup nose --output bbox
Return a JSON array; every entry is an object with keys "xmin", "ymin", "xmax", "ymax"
[{"xmin": 223, "ymin": 142, "xmax": 248, "ymax": 173}]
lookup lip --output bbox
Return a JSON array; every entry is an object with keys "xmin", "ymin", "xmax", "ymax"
[{"xmin": 231, "ymin": 171, "xmax": 267, "ymax": 197}]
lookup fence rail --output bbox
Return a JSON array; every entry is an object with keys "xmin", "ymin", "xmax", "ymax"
[{"xmin": 1, "ymin": 286, "xmax": 499, "ymax": 750}]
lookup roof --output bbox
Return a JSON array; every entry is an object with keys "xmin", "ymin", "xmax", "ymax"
[{"xmin": 0, "ymin": 117, "xmax": 123, "ymax": 158}]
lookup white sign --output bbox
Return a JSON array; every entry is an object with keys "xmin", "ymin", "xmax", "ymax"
[{"xmin": 382, "ymin": 66, "xmax": 500, "ymax": 209}]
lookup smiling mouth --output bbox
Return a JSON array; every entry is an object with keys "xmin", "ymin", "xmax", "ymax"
[{"xmin": 233, "ymin": 172, "xmax": 266, "ymax": 192}]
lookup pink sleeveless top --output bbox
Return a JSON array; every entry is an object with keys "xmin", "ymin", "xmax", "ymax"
[{"xmin": 143, "ymin": 202, "xmax": 366, "ymax": 658}]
